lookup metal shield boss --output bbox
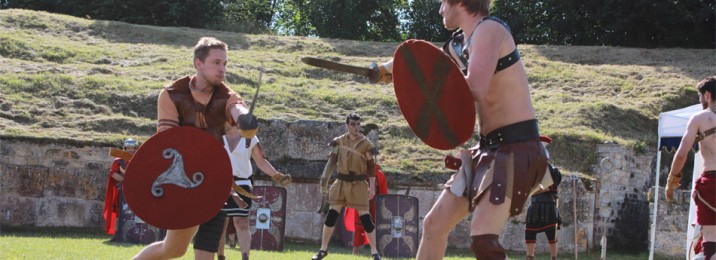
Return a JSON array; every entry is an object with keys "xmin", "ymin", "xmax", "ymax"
[
  {"xmin": 249, "ymin": 186, "xmax": 287, "ymax": 251},
  {"xmin": 123, "ymin": 126, "xmax": 232, "ymax": 230},
  {"xmin": 392, "ymin": 39, "xmax": 475, "ymax": 150}
]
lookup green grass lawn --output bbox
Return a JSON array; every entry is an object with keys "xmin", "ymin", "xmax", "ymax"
[{"xmin": 0, "ymin": 227, "xmax": 671, "ymax": 259}]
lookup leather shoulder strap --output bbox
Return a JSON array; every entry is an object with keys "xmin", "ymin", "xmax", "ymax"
[{"xmin": 696, "ymin": 126, "xmax": 716, "ymax": 142}]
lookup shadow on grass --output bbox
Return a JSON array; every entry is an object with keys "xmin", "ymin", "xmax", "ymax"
[{"xmin": 1, "ymin": 226, "xmax": 106, "ymax": 239}]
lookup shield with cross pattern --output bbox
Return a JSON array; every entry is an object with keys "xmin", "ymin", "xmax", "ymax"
[{"xmin": 392, "ymin": 39, "xmax": 475, "ymax": 150}]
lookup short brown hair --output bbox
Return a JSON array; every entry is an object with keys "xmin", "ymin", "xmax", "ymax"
[
  {"xmin": 193, "ymin": 37, "xmax": 228, "ymax": 63},
  {"xmin": 697, "ymin": 75, "xmax": 716, "ymax": 101},
  {"xmin": 446, "ymin": 0, "xmax": 491, "ymax": 16}
]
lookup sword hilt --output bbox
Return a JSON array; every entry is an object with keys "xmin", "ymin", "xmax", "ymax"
[{"xmin": 237, "ymin": 70, "xmax": 262, "ymax": 134}]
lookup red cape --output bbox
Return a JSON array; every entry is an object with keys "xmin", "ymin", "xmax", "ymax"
[
  {"xmin": 345, "ymin": 164, "xmax": 389, "ymax": 246},
  {"xmin": 103, "ymin": 158, "xmax": 124, "ymax": 235}
]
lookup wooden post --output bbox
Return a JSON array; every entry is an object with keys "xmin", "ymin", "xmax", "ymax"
[
  {"xmin": 573, "ymin": 178, "xmax": 578, "ymax": 259},
  {"xmin": 600, "ymin": 235, "xmax": 607, "ymax": 260}
]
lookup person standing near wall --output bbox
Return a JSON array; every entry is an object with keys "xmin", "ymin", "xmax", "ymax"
[
  {"xmin": 666, "ymin": 76, "xmax": 716, "ymax": 260},
  {"xmin": 313, "ymin": 112, "xmax": 381, "ymax": 260},
  {"xmin": 524, "ymin": 136, "xmax": 562, "ymax": 260},
  {"xmin": 103, "ymin": 138, "xmax": 137, "ymax": 241},
  {"xmin": 216, "ymin": 123, "xmax": 292, "ymax": 260}
]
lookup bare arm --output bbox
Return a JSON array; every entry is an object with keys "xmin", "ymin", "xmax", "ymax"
[
  {"xmin": 465, "ymin": 22, "xmax": 505, "ymax": 102},
  {"xmin": 666, "ymin": 115, "xmax": 700, "ymax": 201},
  {"xmin": 669, "ymin": 116, "xmax": 700, "ymax": 177},
  {"xmin": 111, "ymin": 172, "xmax": 124, "ymax": 182},
  {"xmin": 251, "ymin": 144, "xmax": 279, "ymax": 177}
]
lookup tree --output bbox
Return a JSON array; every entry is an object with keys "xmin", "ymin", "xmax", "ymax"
[
  {"xmin": 275, "ymin": 0, "xmax": 405, "ymax": 41},
  {"xmin": 491, "ymin": 0, "xmax": 715, "ymax": 48},
  {"xmin": 404, "ymin": 0, "xmax": 451, "ymax": 41},
  {"xmin": 5, "ymin": 0, "xmax": 224, "ymax": 29},
  {"xmin": 210, "ymin": 0, "xmax": 280, "ymax": 34}
]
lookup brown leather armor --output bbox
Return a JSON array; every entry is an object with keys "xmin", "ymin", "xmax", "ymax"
[{"xmin": 166, "ymin": 76, "xmax": 231, "ymax": 141}]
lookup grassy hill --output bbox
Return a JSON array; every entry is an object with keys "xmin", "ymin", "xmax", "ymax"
[{"xmin": 0, "ymin": 9, "xmax": 712, "ymax": 176}]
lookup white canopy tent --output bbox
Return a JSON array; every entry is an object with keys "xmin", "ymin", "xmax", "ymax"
[{"xmin": 649, "ymin": 104, "xmax": 704, "ymax": 260}]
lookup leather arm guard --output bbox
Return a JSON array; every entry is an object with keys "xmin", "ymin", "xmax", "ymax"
[
  {"xmin": 371, "ymin": 60, "xmax": 392, "ymax": 84},
  {"xmin": 272, "ymin": 172, "xmax": 292, "ymax": 187},
  {"xmin": 320, "ymin": 154, "xmax": 338, "ymax": 193},
  {"xmin": 377, "ymin": 64, "xmax": 392, "ymax": 84},
  {"xmin": 665, "ymin": 172, "xmax": 682, "ymax": 202},
  {"xmin": 367, "ymin": 159, "xmax": 376, "ymax": 177}
]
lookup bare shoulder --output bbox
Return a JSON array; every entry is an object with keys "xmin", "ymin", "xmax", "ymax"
[
  {"xmin": 692, "ymin": 109, "xmax": 716, "ymax": 129},
  {"xmin": 694, "ymin": 109, "xmax": 716, "ymax": 122}
]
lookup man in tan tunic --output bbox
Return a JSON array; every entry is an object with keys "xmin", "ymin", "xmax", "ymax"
[{"xmin": 313, "ymin": 112, "xmax": 381, "ymax": 260}]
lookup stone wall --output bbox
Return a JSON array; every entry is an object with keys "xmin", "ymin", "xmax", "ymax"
[
  {"xmin": 592, "ymin": 144, "xmax": 654, "ymax": 252},
  {"xmin": 0, "ymin": 123, "xmax": 689, "ymax": 257},
  {"xmin": 650, "ymin": 187, "xmax": 692, "ymax": 257}
]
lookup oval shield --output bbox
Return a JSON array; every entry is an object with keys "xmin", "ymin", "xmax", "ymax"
[
  {"xmin": 393, "ymin": 39, "xmax": 475, "ymax": 150},
  {"xmin": 123, "ymin": 126, "xmax": 232, "ymax": 230}
]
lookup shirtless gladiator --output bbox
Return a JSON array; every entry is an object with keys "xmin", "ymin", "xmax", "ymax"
[
  {"xmin": 666, "ymin": 76, "xmax": 716, "ymax": 260},
  {"xmin": 375, "ymin": 1, "xmax": 547, "ymax": 259}
]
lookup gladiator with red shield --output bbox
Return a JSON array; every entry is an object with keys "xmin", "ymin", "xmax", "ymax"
[{"xmin": 370, "ymin": 1, "xmax": 549, "ymax": 259}]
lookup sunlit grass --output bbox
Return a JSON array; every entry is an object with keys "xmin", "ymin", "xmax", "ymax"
[{"xmin": 0, "ymin": 228, "xmax": 673, "ymax": 260}]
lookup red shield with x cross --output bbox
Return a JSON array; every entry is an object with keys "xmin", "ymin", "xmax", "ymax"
[{"xmin": 392, "ymin": 39, "xmax": 475, "ymax": 150}]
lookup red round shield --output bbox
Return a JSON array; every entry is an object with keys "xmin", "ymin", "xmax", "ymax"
[
  {"xmin": 393, "ymin": 39, "xmax": 475, "ymax": 150},
  {"xmin": 123, "ymin": 126, "xmax": 232, "ymax": 230}
]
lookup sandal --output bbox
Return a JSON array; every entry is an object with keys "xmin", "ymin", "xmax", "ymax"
[{"xmin": 311, "ymin": 250, "xmax": 328, "ymax": 260}]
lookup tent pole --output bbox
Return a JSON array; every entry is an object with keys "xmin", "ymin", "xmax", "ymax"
[{"xmin": 649, "ymin": 141, "xmax": 662, "ymax": 260}]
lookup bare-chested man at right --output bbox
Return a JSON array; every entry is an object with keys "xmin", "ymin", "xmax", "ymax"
[
  {"xmin": 666, "ymin": 76, "xmax": 716, "ymax": 260},
  {"xmin": 374, "ymin": 0, "xmax": 548, "ymax": 259}
]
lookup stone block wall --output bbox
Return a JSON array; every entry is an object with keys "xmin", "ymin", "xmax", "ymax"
[
  {"xmin": 0, "ymin": 124, "xmax": 689, "ymax": 257},
  {"xmin": 592, "ymin": 144, "xmax": 654, "ymax": 252},
  {"xmin": 650, "ymin": 186, "xmax": 693, "ymax": 257}
]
